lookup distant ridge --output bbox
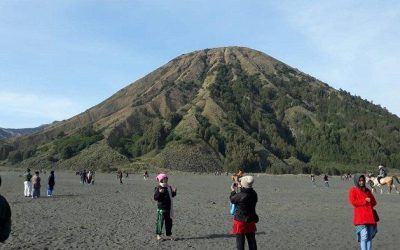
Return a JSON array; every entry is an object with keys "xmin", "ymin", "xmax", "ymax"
[
  {"xmin": 0, "ymin": 123, "xmax": 54, "ymax": 140},
  {"xmin": 1, "ymin": 47, "xmax": 400, "ymax": 173}
]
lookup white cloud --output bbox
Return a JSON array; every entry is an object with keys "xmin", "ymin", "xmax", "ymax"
[{"xmin": 0, "ymin": 92, "xmax": 82, "ymax": 126}]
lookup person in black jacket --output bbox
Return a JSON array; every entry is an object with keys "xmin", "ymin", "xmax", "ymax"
[
  {"xmin": 0, "ymin": 176, "xmax": 11, "ymax": 243},
  {"xmin": 154, "ymin": 173, "xmax": 177, "ymax": 241},
  {"xmin": 47, "ymin": 171, "xmax": 55, "ymax": 197},
  {"xmin": 230, "ymin": 175, "xmax": 258, "ymax": 250}
]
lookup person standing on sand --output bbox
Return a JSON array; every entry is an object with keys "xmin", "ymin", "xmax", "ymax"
[
  {"xmin": 311, "ymin": 174, "xmax": 316, "ymax": 186},
  {"xmin": 0, "ymin": 176, "xmax": 11, "ymax": 243},
  {"xmin": 154, "ymin": 173, "xmax": 177, "ymax": 241},
  {"xmin": 323, "ymin": 174, "xmax": 329, "ymax": 187},
  {"xmin": 31, "ymin": 171, "xmax": 41, "ymax": 198},
  {"xmin": 230, "ymin": 175, "xmax": 259, "ymax": 250},
  {"xmin": 47, "ymin": 171, "xmax": 55, "ymax": 197},
  {"xmin": 117, "ymin": 171, "xmax": 123, "ymax": 184},
  {"xmin": 23, "ymin": 168, "xmax": 33, "ymax": 197},
  {"xmin": 82, "ymin": 170, "xmax": 87, "ymax": 184},
  {"xmin": 349, "ymin": 174, "xmax": 378, "ymax": 250}
]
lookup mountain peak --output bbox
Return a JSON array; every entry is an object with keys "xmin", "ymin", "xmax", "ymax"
[{"xmin": 2, "ymin": 47, "xmax": 400, "ymax": 173}]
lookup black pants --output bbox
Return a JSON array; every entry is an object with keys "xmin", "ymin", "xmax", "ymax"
[{"xmin": 236, "ymin": 233, "xmax": 257, "ymax": 250}]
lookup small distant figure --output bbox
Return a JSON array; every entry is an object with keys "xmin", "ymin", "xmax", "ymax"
[
  {"xmin": 47, "ymin": 171, "xmax": 55, "ymax": 197},
  {"xmin": 144, "ymin": 171, "xmax": 149, "ymax": 180},
  {"xmin": 80, "ymin": 170, "xmax": 88, "ymax": 184},
  {"xmin": 323, "ymin": 174, "xmax": 329, "ymax": 188},
  {"xmin": 154, "ymin": 173, "xmax": 177, "ymax": 241},
  {"xmin": 83, "ymin": 170, "xmax": 88, "ymax": 184},
  {"xmin": 24, "ymin": 168, "xmax": 33, "ymax": 197},
  {"xmin": 31, "ymin": 171, "xmax": 41, "ymax": 198},
  {"xmin": 0, "ymin": 176, "xmax": 12, "ymax": 243},
  {"xmin": 310, "ymin": 174, "xmax": 316, "ymax": 186},
  {"xmin": 117, "ymin": 171, "xmax": 123, "ymax": 184},
  {"xmin": 126, "ymin": 172, "xmax": 129, "ymax": 178}
]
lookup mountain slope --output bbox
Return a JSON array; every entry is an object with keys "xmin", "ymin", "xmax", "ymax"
[{"xmin": 2, "ymin": 47, "xmax": 400, "ymax": 173}]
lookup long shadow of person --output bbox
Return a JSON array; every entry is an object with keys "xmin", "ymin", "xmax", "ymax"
[{"xmin": 176, "ymin": 232, "xmax": 266, "ymax": 241}]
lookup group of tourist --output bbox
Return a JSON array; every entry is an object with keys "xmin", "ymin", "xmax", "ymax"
[
  {"xmin": 153, "ymin": 168, "xmax": 381, "ymax": 250},
  {"xmin": 23, "ymin": 168, "xmax": 55, "ymax": 198},
  {"xmin": 0, "ymin": 164, "xmax": 383, "ymax": 249},
  {"xmin": 309, "ymin": 173, "xmax": 330, "ymax": 187},
  {"xmin": 77, "ymin": 170, "xmax": 95, "ymax": 184}
]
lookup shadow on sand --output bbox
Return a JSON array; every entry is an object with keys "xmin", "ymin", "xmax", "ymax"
[
  {"xmin": 48, "ymin": 194, "xmax": 81, "ymax": 199},
  {"xmin": 176, "ymin": 232, "xmax": 266, "ymax": 241},
  {"xmin": 10, "ymin": 194, "xmax": 80, "ymax": 204}
]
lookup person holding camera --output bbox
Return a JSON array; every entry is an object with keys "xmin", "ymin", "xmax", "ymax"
[{"xmin": 230, "ymin": 175, "xmax": 258, "ymax": 250}]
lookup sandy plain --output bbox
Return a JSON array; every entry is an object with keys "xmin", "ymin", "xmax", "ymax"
[{"xmin": 0, "ymin": 171, "xmax": 399, "ymax": 250}]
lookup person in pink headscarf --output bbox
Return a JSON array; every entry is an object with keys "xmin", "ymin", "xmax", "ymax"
[{"xmin": 154, "ymin": 173, "xmax": 177, "ymax": 241}]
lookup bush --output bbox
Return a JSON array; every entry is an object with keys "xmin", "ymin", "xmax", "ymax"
[
  {"xmin": 47, "ymin": 155, "xmax": 59, "ymax": 162},
  {"xmin": 0, "ymin": 144, "xmax": 14, "ymax": 160},
  {"xmin": 53, "ymin": 127, "xmax": 104, "ymax": 160},
  {"xmin": 8, "ymin": 151, "xmax": 23, "ymax": 164}
]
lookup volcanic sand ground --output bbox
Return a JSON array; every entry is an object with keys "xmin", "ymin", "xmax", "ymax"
[{"xmin": 0, "ymin": 171, "xmax": 399, "ymax": 250}]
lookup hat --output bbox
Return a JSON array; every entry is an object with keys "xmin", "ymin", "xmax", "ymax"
[
  {"xmin": 240, "ymin": 175, "xmax": 254, "ymax": 188},
  {"xmin": 378, "ymin": 165, "xmax": 384, "ymax": 169},
  {"xmin": 156, "ymin": 173, "xmax": 168, "ymax": 182}
]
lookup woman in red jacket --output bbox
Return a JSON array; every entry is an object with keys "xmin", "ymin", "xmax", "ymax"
[{"xmin": 348, "ymin": 174, "xmax": 378, "ymax": 250}]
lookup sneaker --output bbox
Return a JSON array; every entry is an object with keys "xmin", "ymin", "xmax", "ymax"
[{"xmin": 156, "ymin": 235, "xmax": 162, "ymax": 241}]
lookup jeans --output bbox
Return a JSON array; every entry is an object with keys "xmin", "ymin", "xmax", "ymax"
[
  {"xmin": 360, "ymin": 226, "xmax": 373, "ymax": 250},
  {"xmin": 32, "ymin": 188, "xmax": 40, "ymax": 198},
  {"xmin": 47, "ymin": 186, "xmax": 54, "ymax": 196},
  {"xmin": 236, "ymin": 233, "xmax": 257, "ymax": 250}
]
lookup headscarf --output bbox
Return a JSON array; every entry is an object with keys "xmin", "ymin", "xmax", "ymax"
[
  {"xmin": 240, "ymin": 175, "xmax": 254, "ymax": 188},
  {"xmin": 353, "ymin": 173, "xmax": 368, "ymax": 191},
  {"xmin": 156, "ymin": 173, "xmax": 167, "ymax": 182}
]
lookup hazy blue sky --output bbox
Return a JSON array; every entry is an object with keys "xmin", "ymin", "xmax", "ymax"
[{"xmin": 1, "ymin": 0, "xmax": 399, "ymax": 128}]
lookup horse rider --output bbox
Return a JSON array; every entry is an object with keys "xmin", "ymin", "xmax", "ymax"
[{"xmin": 377, "ymin": 165, "xmax": 387, "ymax": 184}]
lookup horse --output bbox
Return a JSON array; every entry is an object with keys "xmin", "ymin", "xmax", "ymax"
[
  {"xmin": 365, "ymin": 175, "xmax": 400, "ymax": 194},
  {"xmin": 341, "ymin": 173, "xmax": 352, "ymax": 181}
]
